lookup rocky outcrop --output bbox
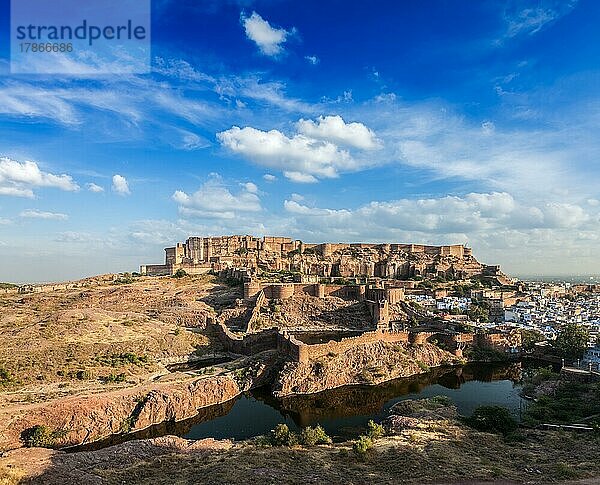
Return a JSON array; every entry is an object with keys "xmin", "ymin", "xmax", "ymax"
[
  {"xmin": 0, "ymin": 375, "xmax": 240, "ymax": 452},
  {"xmin": 273, "ymin": 342, "xmax": 461, "ymax": 396},
  {"xmin": 0, "ymin": 352, "xmax": 277, "ymax": 451}
]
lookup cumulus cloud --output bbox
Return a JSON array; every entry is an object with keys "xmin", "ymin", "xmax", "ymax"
[
  {"xmin": 172, "ymin": 176, "xmax": 262, "ymax": 219},
  {"xmin": 283, "ymin": 171, "xmax": 318, "ymax": 183},
  {"xmin": 0, "ymin": 157, "xmax": 79, "ymax": 198},
  {"xmin": 217, "ymin": 116, "xmax": 379, "ymax": 182},
  {"xmin": 218, "ymin": 126, "xmax": 355, "ymax": 181},
  {"xmin": 86, "ymin": 182, "xmax": 104, "ymax": 193},
  {"xmin": 20, "ymin": 209, "xmax": 68, "ymax": 220},
  {"xmin": 263, "ymin": 173, "xmax": 277, "ymax": 182},
  {"xmin": 243, "ymin": 182, "xmax": 258, "ymax": 193},
  {"xmin": 283, "ymin": 192, "xmax": 598, "ymax": 239},
  {"xmin": 296, "ymin": 115, "xmax": 381, "ymax": 150},
  {"xmin": 305, "ymin": 55, "xmax": 319, "ymax": 65},
  {"xmin": 112, "ymin": 174, "xmax": 130, "ymax": 195},
  {"xmin": 241, "ymin": 11, "xmax": 293, "ymax": 56}
]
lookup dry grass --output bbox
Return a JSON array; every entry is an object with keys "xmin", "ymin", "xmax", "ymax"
[
  {"xmin": 87, "ymin": 428, "xmax": 600, "ymax": 484},
  {"xmin": 0, "ymin": 274, "xmax": 231, "ymax": 404},
  {"xmin": 0, "ymin": 464, "xmax": 24, "ymax": 485}
]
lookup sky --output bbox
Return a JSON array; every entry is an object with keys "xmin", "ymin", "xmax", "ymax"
[{"xmin": 0, "ymin": 0, "xmax": 599, "ymax": 282}]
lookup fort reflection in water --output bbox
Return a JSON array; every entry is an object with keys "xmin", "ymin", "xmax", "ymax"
[{"xmin": 74, "ymin": 362, "xmax": 526, "ymax": 452}]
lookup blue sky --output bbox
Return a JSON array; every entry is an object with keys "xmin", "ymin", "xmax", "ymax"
[{"xmin": 0, "ymin": 0, "xmax": 599, "ymax": 281}]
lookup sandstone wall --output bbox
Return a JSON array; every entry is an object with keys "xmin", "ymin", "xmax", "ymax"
[
  {"xmin": 277, "ymin": 329, "xmax": 410, "ymax": 364},
  {"xmin": 140, "ymin": 264, "xmax": 171, "ymax": 276},
  {"xmin": 245, "ymin": 290, "xmax": 266, "ymax": 332},
  {"xmin": 211, "ymin": 319, "xmax": 279, "ymax": 355}
]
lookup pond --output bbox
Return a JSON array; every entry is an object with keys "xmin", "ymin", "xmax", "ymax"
[{"xmin": 74, "ymin": 361, "xmax": 536, "ymax": 451}]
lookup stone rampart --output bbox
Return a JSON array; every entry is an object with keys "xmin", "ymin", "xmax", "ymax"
[
  {"xmin": 210, "ymin": 317, "xmax": 279, "ymax": 355},
  {"xmin": 245, "ymin": 290, "xmax": 266, "ymax": 332},
  {"xmin": 277, "ymin": 329, "xmax": 410, "ymax": 363},
  {"xmin": 140, "ymin": 264, "xmax": 172, "ymax": 276}
]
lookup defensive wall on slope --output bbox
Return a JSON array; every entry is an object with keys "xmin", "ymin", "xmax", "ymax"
[{"xmin": 276, "ymin": 329, "xmax": 411, "ymax": 363}]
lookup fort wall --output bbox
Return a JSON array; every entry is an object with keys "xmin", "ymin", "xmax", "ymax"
[
  {"xmin": 277, "ymin": 329, "xmax": 410, "ymax": 363},
  {"xmin": 140, "ymin": 264, "xmax": 171, "ymax": 276},
  {"xmin": 245, "ymin": 290, "xmax": 266, "ymax": 332},
  {"xmin": 210, "ymin": 317, "xmax": 279, "ymax": 355}
]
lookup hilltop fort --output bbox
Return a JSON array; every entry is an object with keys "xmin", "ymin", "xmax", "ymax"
[{"xmin": 141, "ymin": 235, "xmax": 503, "ymax": 281}]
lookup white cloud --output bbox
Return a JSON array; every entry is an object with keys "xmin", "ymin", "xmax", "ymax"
[
  {"xmin": 112, "ymin": 174, "xmax": 131, "ymax": 196},
  {"xmin": 500, "ymin": 3, "xmax": 578, "ymax": 41},
  {"xmin": 296, "ymin": 115, "xmax": 381, "ymax": 150},
  {"xmin": 179, "ymin": 131, "xmax": 211, "ymax": 150},
  {"xmin": 20, "ymin": 209, "xmax": 68, "ymax": 221},
  {"xmin": 357, "ymin": 95, "xmax": 581, "ymax": 195},
  {"xmin": 241, "ymin": 11, "xmax": 293, "ymax": 57},
  {"xmin": 86, "ymin": 182, "xmax": 104, "ymax": 193},
  {"xmin": 243, "ymin": 182, "xmax": 258, "ymax": 193},
  {"xmin": 283, "ymin": 171, "xmax": 318, "ymax": 183},
  {"xmin": 217, "ymin": 121, "xmax": 377, "ymax": 182},
  {"xmin": 0, "ymin": 85, "xmax": 79, "ymax": 125},
  {"xmin": 263, "ymin": 173, "xmax": 277, "ymax": 182},
  {"xmin": 283, "ymin": 191, "xmax": 599, "ymax": 238},
  {"xmin": 305, "ymin": 55, "xmax": 319, "ymax": 65},
  {"xmin": 172, "ymin": 176, "xmax": 262, "ymax": 219},
  {"xmin": 0, "ymin": 157, "xmax": 79, "ymax": 198}
]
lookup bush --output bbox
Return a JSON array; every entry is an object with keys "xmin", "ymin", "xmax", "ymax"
[
  {"xmin": 366, "ymin": 419, "xmax": 384, "ymax": 439},
  {"xmin": 300, "ymin": 425, "xmax": 332, "ymax": 445},
  {"xmin": 21, "ymin": 425, "xmax": 67, "ymax": 448},
  {"xmin": 0, "ymin": 366, "xmax": 16, "ymax": 387},
  {"xmin": 352, "ymin": 435, "xmax": 373, "ymax": 456},
  {"xmin": 173, "ymin": 269, "xmax": 187, "ymax": 278},
  {"xmin": 112, "ymin": 273, "xmax": 134, "ymax": 285},
  {"xmin": 465, "ymin": 406, "xmax": 518, "ymax": 435},
  {"xmin": 75, "ymin": 369, "xmax": 91, "ymax": 380},
  {"xmin": 269, "ymin": 424, "xmax": 298, "ymax": 446},
  {"xmin": 104, "ymin": 372, "xmax": 126, "ymax": 383}
]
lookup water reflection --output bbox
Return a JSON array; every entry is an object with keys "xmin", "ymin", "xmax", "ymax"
[{"xmin": 71, "ymin": 362, "xmax": 529, "ymax": 451}]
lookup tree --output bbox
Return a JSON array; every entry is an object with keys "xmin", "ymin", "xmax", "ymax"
[
  {"xmin": 553, "ymin": 322, "xmax": 589, "ymax": 361},
  {"xmin": 468, "ymin": 302, "xmax": 489, "ymax": 322},
  {"xmin": 520, "ymin": 329, "xmax": 546, "ymax": 352},
  {"xmin": 465, "ymin": 406, "xmax": 517, "ymax": 435}
]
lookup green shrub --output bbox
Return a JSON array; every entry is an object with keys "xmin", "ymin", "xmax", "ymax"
[
  {"xmin": 553, "ymin": 462, "xmax": 580, "ymax": 480},
  {"xmin": 112, "ymin": 273, "xmax": 134, "ymax": 285},
  {"xmin": 0, "ymin": 366, "xmax": 15, "ymax": 387},
  {"xmin": 366, "ymin": 420, "xmax": 384, "ymax": 439},
  {"xmin": 173, "ymin": 269, "xmax": 187, "ymax": 278},
  {"xmin": 428, "ymin": 395, "xmax": 453, "ymax": 407},
  {"xmin": 104, "ymin": 372, "xmax": 126, "ymax": 383},
  {"xmin": 465, "ymin": 406, "xmax": 518, "ymax": 435},
  {"xmin": 269, "ymin": 423, "xmax": 298, "ymax": 446},
  {"xmin": 75, "ymin": 369, "xmax": 91, "ymax": 380},
  {"xmin": 300, "ymin": 425, "xmax": 332, "ymax": 445},
  {"xmin": 97, "ymin": 352, "xmax": 149, "ymax": 367},
  {"xmin": 21, "ymin": 425, "xmax": 67, "ymax": 448},
  {"xmin": 352, "ymin": 435, "xmax": 373, "ymax": 456}
]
